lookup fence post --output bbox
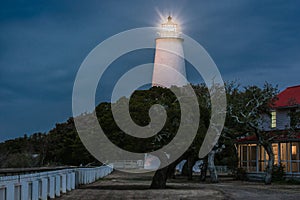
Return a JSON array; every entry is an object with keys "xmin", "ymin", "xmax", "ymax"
[
  {"xmin": 49, "ymin": 176, "xmax": 55, "ymax": 199},
  {"xmin": 55, "ymin": 175, "xmax": 61, "ymax": 197},
  {"xmin": 32, "ymin": 180, "xmax": 39, "ymax": 200},
  {"xmin": 21, "ymin": 181, "xmax": 29, "ymax": 200},
  {"xmin": 61, "ymin": 174, "xmax": 67, "ymax": 193},
  {"xmin": 71, "ymin": 172, "xmax": 76, "ymax": 190},
  {"xmin": 0, "ymin": 166, "xmax": 114, "ymax": 200},
  {"xmin": 41, "ymin": 178, "xmax": 48, "ymax": 200},
  {"xmin": 6, "ymin": 182, "xmax": 14, "ymax": 200},
  {"xmin": 67, "ymin": 173, "xmax": 71, "ymax": 191},
  {"xmin": 0, "ymin": 186, "xmax": 5, "ymax": 200}
]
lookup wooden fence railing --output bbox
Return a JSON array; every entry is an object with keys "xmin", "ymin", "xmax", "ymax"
[{"xmin": 0, "ymin": 165, "xmax": 113, "ymax": 200}]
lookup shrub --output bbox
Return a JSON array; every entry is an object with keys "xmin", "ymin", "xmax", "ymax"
[
  {"xmin": 235, "ymin": 167, "xmax": 248, "ymax": 181},
  {"xmin": 272, "ymin": 164, "xmax": 285, "ymax": 182}
]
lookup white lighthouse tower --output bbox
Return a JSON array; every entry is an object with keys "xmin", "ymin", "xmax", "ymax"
[{"xmin": 152, "ymin": 16, "xmax": 187, "ymax": 88}]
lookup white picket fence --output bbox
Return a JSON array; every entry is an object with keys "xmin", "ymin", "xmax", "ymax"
[{"xmin": 0, "ymin": 165, "xmax": 113, "ymax": 200}]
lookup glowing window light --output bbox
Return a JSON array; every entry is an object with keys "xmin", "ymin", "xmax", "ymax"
[
  {"xmin": 271, "ymin": 111, "xmax": 276, "ymax": 128},
  {"xmin": 292, "ymin": 145, "xmax": 297, "ymax": 155}
]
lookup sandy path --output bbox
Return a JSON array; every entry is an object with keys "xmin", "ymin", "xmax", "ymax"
[{"xmin": 58, "ymin": 170, "xmax": 300, "ymax": 200}]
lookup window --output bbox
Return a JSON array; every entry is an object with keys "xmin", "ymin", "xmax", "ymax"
[
  {"xmin": 239, "ymin": 144, "xmax": 258, "ymax": 172},
  {"xmin": 259, "ymin": 146, "xmax": 268, "ymax": 172},
  {"xmin": 272, "ymin": 144, "xmax": 278, "ymax": 165},
  {"xmin": 280, "ymin": 143, "xmax": 288, "ymax": 172},
  {"xmin": 241, "ymin": 143, "xmax": 300, "ymax": 173},
  {"xmin": 271, "ymin": 111, "xmax": 276, "ymax": 128},
  {"xmin": 291, "ymin": 143, "xmax": 300, "ymax": 172}
]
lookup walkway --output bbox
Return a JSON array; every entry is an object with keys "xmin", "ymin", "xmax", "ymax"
[{"xmin": 59, "ymin": 171, "xmax": 300, "ymax": 200}]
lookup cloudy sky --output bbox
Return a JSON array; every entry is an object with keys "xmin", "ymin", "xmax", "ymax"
[{"xmin": 1, "ymin": 0, "xmax": 300, "ymax": 141}]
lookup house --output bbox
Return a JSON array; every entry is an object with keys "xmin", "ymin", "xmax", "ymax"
[{"xmin": 236, "ymin": 85, "xmax": 300, "ymax": 179}]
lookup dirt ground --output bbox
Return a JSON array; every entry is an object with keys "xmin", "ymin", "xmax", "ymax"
[{"xmin": 58, "ymin": 170, "xmax": 300, "ymax": 200}]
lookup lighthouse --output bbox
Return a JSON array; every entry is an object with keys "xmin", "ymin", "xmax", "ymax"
[{"xmin": 152, "ymin": 16, "xmax": 187, "ymax": 88}]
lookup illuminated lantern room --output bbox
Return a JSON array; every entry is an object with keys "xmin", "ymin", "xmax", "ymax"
[
  {"xmin": 159, "ymin": 16, "xmax": 180, "ymax": 38},
  {"xmin": 152, "ymin": 15, "xmax": 186, "ymax": 88}
]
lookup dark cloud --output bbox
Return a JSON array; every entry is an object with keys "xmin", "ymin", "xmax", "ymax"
[{"xmin": 0, "ymin": 0, "xmax": 300, "ymax": 140}]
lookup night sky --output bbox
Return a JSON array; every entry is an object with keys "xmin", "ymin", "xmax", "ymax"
[{"xmin": 1, "ymin": 0, "xmax": 300, "ymax": 141}]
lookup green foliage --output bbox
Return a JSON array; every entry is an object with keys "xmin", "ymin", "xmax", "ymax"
[
  {"xmin": 225, "ymin": 82, "xmax": 280, "ymax": 184},
  {"xmin": 0, "ymin": 85, "xmax": 212, "ymax": 168},
  {"xmin": 0, "ymin": 119, "xmax": 96, "ymax": 167},
  {"xmin": 225, "ymin": 82, "xmax": 279, "ymax": 135},
  {"xmin": 271, "ymin": 164, "xmax": 285, "ymax": 182},
  {"xmin": 96, "ymin": 87, "xmax": 182, "ymax": 153},
  {"xmin": 289, "ymin": 110, "xmax": 300, "ymax": 129},
  {"xmin": 214, "ymin": 140, "xmax": 237, "ymax": 169},
  {"xmin": 2, "ymin": 153, "xmax": 35, "ymax": 168},
  {"xmin": 1, "ymin": 82, "xmax": 277, "ymax": 172},
  {"xmin": 235, "ymin": 167, "xmax": 248, "ymax": 181},
  {"xmin": 45, "ymin": 118, "xmax": 95, "ymax": 166}
]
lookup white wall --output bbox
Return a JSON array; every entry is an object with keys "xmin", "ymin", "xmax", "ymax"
[
  {"xmin": 261, "ymin": 109, "xmax": 291, "ymax": 131},
  {"xmin": 152, "ymin": 38, "xmax": 187, "ymax": 88}
]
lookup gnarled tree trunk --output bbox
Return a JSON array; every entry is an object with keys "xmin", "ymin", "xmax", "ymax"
[
  {"xmin": 167, "ymin": 163, "xmax": 176, "ymax": 179},
  {"xmin": 263, "ymin": 142, "xmax": 274, "ymax": 185},
  {"xmin": 150, "ymin": 167, "xmax": 169, "ymax": 189},
  {"xmin": 150, "ymin": 152, "xmax": 188, "ymax": 188},
  {"xmin": 208, "ymin": 150, "xmax": 218, "ymax": 183},
  {"xmin": 187, "ymin": 156, "xmax": 195, "ymax": 180},
  {"xmin": 180, "ymin": 156, "xmax": 196, "ymax": 180},
  {"xmin": 200, "ymin": 157, "xmax": 208, "ymax": 182}
]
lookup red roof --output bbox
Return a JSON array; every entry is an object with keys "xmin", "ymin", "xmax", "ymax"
[
  {"xmin": 273, "ymin": 85, "xmax": 300, "ymax": 108},
  {"xmin": 236, "ymin": 131, "xmax": 300, "ymax": 143}
]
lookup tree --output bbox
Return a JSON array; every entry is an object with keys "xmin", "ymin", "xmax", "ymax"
[
  {"xmin": 225, "ymin": 82, "xmax": 279, "ymax": 184},
  {"xmin": 207, "ymin": 143, "xmax": 225, "ymax": 183},
  {"xmin": 149, "ymin": 84, "xmax": 210, "ymax": 188},
  {"xmin": 46, "ymin": 118, "xmax": 96, "ymax": 166},
  {"xmin": 289, "ymin": 109, "xmax": 300, "ymax": 130}
]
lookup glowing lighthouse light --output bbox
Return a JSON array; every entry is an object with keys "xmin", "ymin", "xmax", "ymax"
[
  {"xmin": 152, "ymin": 16, "xmax": 187, "ymax": 88},
  {"xmin": 160, "ymin": 16, "xmax": 180, "ymax": 37}
]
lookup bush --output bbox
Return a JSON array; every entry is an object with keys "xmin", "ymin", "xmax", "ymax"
[
  {"xmin": 272, "ymin": 164, "xmax": 285, "ymax": 182},
  {"xmin": 2, "ymin": 153, "xmax": 34, "ymax": 168},
  {"xmin": 235, "ymin": 167, "xmax": 248, "ymax": 181},
  {"xmin": 285, "ymin": 179, "xmax": 300, "ymax": 184}
]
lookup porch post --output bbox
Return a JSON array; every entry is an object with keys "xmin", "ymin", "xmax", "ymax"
[
  {"xmin": 264, "ymin": 148, "xmax": 267, "ymax": 170},
  {"xmin": 298, "ymin": 142, "xmax": 300, "ymax": 172},
  {"xmin": 256, "ymin": 144, "xmax": 259, "ymax": 172},
  {"xmin": 278, "ymin": 143, "xmax": 281, "ymax": 165},
  {"xmin": 247, "ymin": 145, "xmax": 249, "ymax": 171},
  {"xmin": 238, "ymin": 145, "xmax": 240, "ymax": 168},
  {"xmin": 290, "ymin": 142, "xmax": 293, "ymax": 172}
]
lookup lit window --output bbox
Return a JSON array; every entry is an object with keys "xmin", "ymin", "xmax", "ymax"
[
  {"xmin": 292, "ymin": 145, "xmax": 297, "ymax": 157},
  {"xmin": 271, "ymin": 111, "xmax": 276, "ymax": 128}
]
